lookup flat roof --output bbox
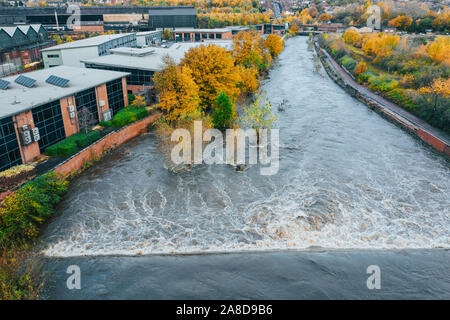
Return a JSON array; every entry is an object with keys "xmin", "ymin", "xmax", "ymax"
[
  {"xmin": 148, "ymin": 7, "xmax": 196, "ymax": 15},
  {"xmin": 0, "ymin": 66, "xmax": 129, "ymax": 119},
  {"xmin": 41, "ymin": 33, "xmax": 134, "ymax": 51},
  {"xmin": 136, "ymin": 30, "xmax": 163, "ymax": 36},
  {"xmin": 81, "ymin": 40, "xmax": 234, "ymax": 72}
]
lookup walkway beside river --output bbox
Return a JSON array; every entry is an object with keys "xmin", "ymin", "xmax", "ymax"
[{"xmin": 321, "ymin": 47, "xmax": 450, "ymax": 155}]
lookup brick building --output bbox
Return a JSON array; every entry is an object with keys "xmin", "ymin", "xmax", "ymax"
[{"xmin": 0, "ymin": 66, "xmax": 129, "ymax": 171}]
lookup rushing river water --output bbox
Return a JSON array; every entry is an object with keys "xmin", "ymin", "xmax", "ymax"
[{"xmin": 41, "ymin": 37, "xmax": 449, "ymax": 299}]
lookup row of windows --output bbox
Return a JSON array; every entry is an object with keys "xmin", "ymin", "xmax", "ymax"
[
  {"xmin": 106, "ymin": 79, "xmax": 125, "ymax": 116},
  {"xmin": 0, "ymin": 116, "xmax": 22, "ymax": 172},
  {"xmin": 32, "ymin": 100, "xmax": 66, "ymax": 152},
  {"xmin": 98, "ymin": 35, "xmax": 137, "ymax": 56},
  {"xmin": 86, "ymin": 63, "xmax": 153, "ymax": 86}
]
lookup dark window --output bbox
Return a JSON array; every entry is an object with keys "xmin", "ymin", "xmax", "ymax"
[
  {"xmin": 216, "ymin": 33, "xmax": 222, "ymax": 39},
  {"xmin": 86, "ymin": 64, "xmax": 153, "ymax": 87},
  {"xmin": 32, "ymin": 100, "xmax": 65, "ymax": 152},
  {"xmin": 208, "ymin": 33, "xmax": 214, "ymax": 39},
  {"xmin": 106, "ymin": 78, "xmax": 125, "ymax": 116},
  {"xmin": 75, "ymin": 88, "xmax": 99, "ymax": 127},
  {"xmin": 0, "ymin": 116, "xmax": 22, "ymax": 171}
]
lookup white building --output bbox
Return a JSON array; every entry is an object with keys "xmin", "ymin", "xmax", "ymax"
[
  {"xmin": 41, "ymin": 33, "xmax": 137, "ymax": 68},
  {"xmin": 136, "ymin": 30, "xmax": 163, "ymax": 47}
]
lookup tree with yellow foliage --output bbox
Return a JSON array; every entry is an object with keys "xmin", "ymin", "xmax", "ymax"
[
  {"xmin": 362, "ymin": 33, "xmax": 399, "ymax": 62},
  {"xmin": 238, "ymin": 65, "xmax": 259, "ymax": 95},
  {"xmin": 343, "ymin": 29, "xmax": 360, "ymax": 45},
  {"xmin": 263, "ymin": 34, "xmax": 283, "ymax": 58},
  {"xmin": 153, "ymin": 56, "xmax": 200, "ymax": 121},
  {"xmin": 233, "ymin": 30, "xmax": 263, "ymax": 68},
  {"xmin": 181, "ymin": 45, "xmax": 241, "ymax": 110},
  {"xmin": 289, "ymin": 23, "xmax": 299, "ymax": 35},
  {"xmin": 427, "ymin": 36, "xmax": 450, "ymax": 66}
]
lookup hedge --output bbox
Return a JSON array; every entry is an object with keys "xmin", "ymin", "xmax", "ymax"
[
  {"xmin": 100, "ymin": 107, "xmax": 148, "ymax": 128},
  {"xmin": 45, "ymin": 130, "xmax": 101, "ymax": 157},
  {"xmin": 0, "ymin": 172, "xmax": 69, "ymax": 247}
]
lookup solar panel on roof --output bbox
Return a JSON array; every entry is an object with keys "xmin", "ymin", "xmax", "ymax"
[
  {"xmin": 14, "ymin": 75, "xmax": 36, "ymax": 88},
  {"xmin": 0, "ymin": 79, "xmax": 10, "ymax": 90},
  {"xmin": 46, "ymin": 75, "xmax": 70, "ymax": 88}
]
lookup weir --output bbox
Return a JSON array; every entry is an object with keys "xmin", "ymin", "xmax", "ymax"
[{"xmin": 40, "ymin": 37, "xmax": 449, "ymax": 257}]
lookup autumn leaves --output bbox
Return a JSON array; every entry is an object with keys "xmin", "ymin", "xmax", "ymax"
[{"xmin": 153, "ymin": 31, "xmax": 284, "ymax": 123}]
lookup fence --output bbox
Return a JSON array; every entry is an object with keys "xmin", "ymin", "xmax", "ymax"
[{"xmin": 0, "ymin": 57, "xmax": 22, "ymax": 77}]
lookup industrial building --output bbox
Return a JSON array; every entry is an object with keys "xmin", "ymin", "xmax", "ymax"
[
  {"xmin": 0, "ymin": 24, "xmax": 53, "ymax": 75},
  {"xmin": 148, "ymin": 7, "xmax": 197, "ymax": 30},
  {"xmin": 0, "ymin": 66, "xmax": 129, "ymax": 171},
  {"xmin": 0, "ymin": 6, "xmax": 198, "ymax": 32},
  {"xmin": 41, "ymin": 33, "xmax": 137, "ymax": 68},
  {"xmin": 255, "ymin": 24, "xmax": 286, "ymax": 36},
  {"xmin": 173, "ymin": 28, "xmax": 233, "ymax": 42},
  {"xmin": 82, "ymin": 40, "xmax": 233, "ymax": 99}
]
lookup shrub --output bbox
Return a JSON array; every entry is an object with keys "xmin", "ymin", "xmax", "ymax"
[
  {"xmin": 367, "ymin": 75, "xmax": 398, "ymax": 92},
  {"xmin": 0, "ymin": 165, "xmax": 36, "ymax": 192},
  {"xmin": 45, "ymin": 130, "xmax": 102, "ymax": 157},
  {"xmin": 110, "ymin": 107, "xmax": 148, "ymax": 127},
  {"xmin": 340, "ymin": 55, "xmax": 358, "ymax": 72},
  {"xmin": 354, "ymin": 62, "xmax": 367, "ymax": 77},
  {"xmin": 0, "ymin": 172, "xmax": 68, "ymax": 247}
]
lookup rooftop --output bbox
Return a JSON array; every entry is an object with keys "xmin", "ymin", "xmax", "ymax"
[
  {"xmin": 41, "ymin": 33, "xmax": 133, "ymax": 51},
  {"xmin": 0, "ymin": 24, "xmax": 42, "ymax": 37},
  {"xmin": 82, "ymin": 40, "xmax": 234, "ymax": 72},
  {"xmin": 0, "ymin": 66, "xmax": 129, "ymax": 119},
  {"xmin": 148, "ymin": 7, "xmax": 197, "ymax": 16}
]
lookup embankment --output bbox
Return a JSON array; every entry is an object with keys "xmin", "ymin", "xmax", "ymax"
[{"xmin": 314, "ymin": 41, "xmax": 450, "ymax": 157}]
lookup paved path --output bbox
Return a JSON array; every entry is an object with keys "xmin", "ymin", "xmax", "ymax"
[{"xmin": 322, "ymin": 48, "xmax": 450, "ymax": 147}]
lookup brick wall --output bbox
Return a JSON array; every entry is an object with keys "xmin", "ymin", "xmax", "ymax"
[{"xmin": 54, "ymin": 113, "xmax": 161, "ymax": 176}]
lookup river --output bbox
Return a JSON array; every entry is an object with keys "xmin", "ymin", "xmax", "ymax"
[{"xmin": 41, "ymin": 37, "xmax": 449, "ymax": 299}]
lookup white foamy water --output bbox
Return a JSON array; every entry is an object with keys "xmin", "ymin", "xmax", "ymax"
[{"xmin": 41, "ymin": 37, "xmax": 450, "ymax": 257}]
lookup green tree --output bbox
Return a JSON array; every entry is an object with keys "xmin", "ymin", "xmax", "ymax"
[{"xmin": 212, "ymin": 92, "xmax": 234, "ymax": 129}]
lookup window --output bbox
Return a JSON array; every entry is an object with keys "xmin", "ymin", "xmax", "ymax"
[
  {"xmin": 75, "ymin": 88, "xmax": 99, "ymax": 127},
  {"xmin": 216, "ymin": 33, "xmax": 222, "ymax": 39},
  {"xmin": 208, "ymin": 33, "xmax": 214, "ymax": 39},
  {"xmin": 32, "ymin": 100, "xmax": 65, "ymax": 152},
  {"xmin": 47, "ymin": 54, "xmax": 60, "ymax": 58},
  {"xmin": 0, "ymin": 116, "xmax": 22, "ymax": 171},
  {"xmin": 86, "ymin": 64, "xmax": 153, "ymax": 87},
  {"xmin": 106, "ymin": 79, "xmax": 125, "ymax": 116}
]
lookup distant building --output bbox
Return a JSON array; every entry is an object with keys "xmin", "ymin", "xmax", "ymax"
[
  {"xmin": 0, "ymin": 25, "xmax": 52, "ymax": 72},
  {"xmin": 173, "ymin": 28, "xmax": 233, "ymax": 42},
  {"xmin": 136, "ymin": 30, "xmax": 163, "ymax": 47},
  {"xmin": 41, "ymin": 33, "xmax": 137, "ymax": 68},
  {"xmin": 148, "ymin": 6, "xmax": 198, "ymax": 29},
  {"xmin": 0, "ymin": 66, "xmax": 129, "ymax": 171},
  {"xmin": 382, "ymin": 27, "xmax": 397, "ymax": 34},
  {"xmin": 255, "ymin": 24, "xmax": 286, "ymax": 36},
  {"xmin": 317, "ymin": 23, "xmax": 345, "ymax": 33}
]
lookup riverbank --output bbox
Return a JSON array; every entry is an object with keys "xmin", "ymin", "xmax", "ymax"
[{"xmin": 314, "ymin": 39, "xmax": 450, "ymax": 158}]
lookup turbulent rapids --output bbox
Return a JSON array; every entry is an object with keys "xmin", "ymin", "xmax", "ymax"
[{"xmin": 41, "ymin": 37, "xmax": 450, "ymax": 257}]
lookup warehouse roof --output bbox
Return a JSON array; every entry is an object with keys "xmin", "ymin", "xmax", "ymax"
[
  {"xmin": 0, "ymin": 66, "xmax": 129, "ymax": 119},
  {"xmin": 81, "ymin": 40, "xmax": 234, "ymax": 72},
  {"xmin": 41, "ymin": 33, "xmax": 134, "ymax": 51}
]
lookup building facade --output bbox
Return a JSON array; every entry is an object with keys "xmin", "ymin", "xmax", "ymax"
[
  {"xmin": 173, "ymin": 28, "xmax": 233, "ymax": 42},
  {"xmin": 0, "ymin": 66, "xmax": 129, "ymax": 171},
  {"xmin": 41, "ymin": 33, "xmax": 137, "ymax": 68},
  {"xmin": 136, "ymin": 30, "xmax": 163, "ymax": 47}
]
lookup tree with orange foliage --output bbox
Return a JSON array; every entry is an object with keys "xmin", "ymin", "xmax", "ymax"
[
  {"xmin": 362, "ymin": 33, "xmax": 399, "ymax": 62},
  {"xmin": 181, "ymin": 45, "xmax": 241, "ymax": 110},
  {"xmin": 354, "ymin": 61, "xmax": 367, "ymax": 77},
  {"xmin": 289, "ymin": 23, "xmax": 299, "ymax": 35},
  {"xmin": 318, "ymin": 13, "xmax": 333, "ymax": 23},
  {"xmin": 388, "ymin": 15, "xmax": 413, "ymax": 31},
  {"xmin": 153, "ymin": 56, "xmax": 200, "ymax": 120},
  {"xmin": 263, "ymin": 34, "xmax": 283, "ymax": 58},
  {"xmin": 419, "ymin": 78, "xmax": 450, "ymax": 110}
]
